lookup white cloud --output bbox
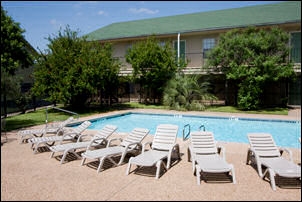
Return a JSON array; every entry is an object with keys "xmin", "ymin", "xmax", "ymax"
[
  {"xmin": 50, "ymin": 19, "xmax": 65, "ymax": 30},
  {"xmin": 97, "ymin": 10, "xmax": 106, "ymax": 15},
  {"xmin": 50, "ymin": 19, "xmax": 57, "ymax": 25},
  {"xmin": 73, "ymin": 1, "xmax": 98, "ymax": 9},
  {"xmin": 128, "ymin": 8, "xmax": 159, "ymax": 15}
]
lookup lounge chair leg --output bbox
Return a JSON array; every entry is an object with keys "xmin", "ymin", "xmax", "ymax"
[
  {"xmin": 196, "ymin": 165, "xmax": 201, "ymax": 185},
  {"xmin": 166, "ymin": 158, "xmax": 171, "ymax": 170},
  {"xmin": 97, "ymin": 157, "xmax": 106, "ymax": 173},
  {"xmin": 257, "ymin": 163, "xmax": 264, "ymax": 178},
  {"xmin": 32, "ymin": 144, "xmax": 39, "ymax": 154},
  {"xmin": 268, "ymin": 168, "xmax": 277, "ymax": 191},
  {"xmin": 230, "ymin": 164, "xmax": 236, "ymax": 184},
  {"xmin": 60, "ymin": 151, "xmax": 69, "ymax": 164},
  {"xmin": 50, "ymin": 152, "xmax": 55, "ymax": 158},
  {"xmin": 126, "ymin": 159, "xmax": 132, "ymax": 175},
  {"xmin": 192, "ymin": 158, "xmax": 196, "ymax": 173},
  {"xmin": 246, "ymin": 149, "xmax": 252, "ymax": 164},
  {"xmin": 155, "ymin": 160, "xmax": 162, "ymax": 179},
  {"xmin": 173, "ymin": 144, "xmax": 181, "ymax": 160},
  {"xmin": 187, "ymin": 147, "xmax": 191, "ymax": 162},
  {"xmin": 117, "ymin": 152, "xmax": 127, "ymax": 165},
  {"xmin": 262, "ymin": 168, "xmax": 269, "ymax": 180},
  {"xmin": 81, "ymin": 157, "xmax": 86, "ymax": 166}
]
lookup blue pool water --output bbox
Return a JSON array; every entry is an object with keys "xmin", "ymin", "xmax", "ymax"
[{"xmin": 79, "ymin": 112, "xmax": 301, "ymax": 148}]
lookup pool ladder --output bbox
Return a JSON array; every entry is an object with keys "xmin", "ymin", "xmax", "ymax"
[{"xmin": 182, "ymin": 124, "xmax": 206, "ymax": 141}]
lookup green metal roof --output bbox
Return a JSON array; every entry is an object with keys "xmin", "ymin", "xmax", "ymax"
[{"xmin": 86, "ymin": 1, "xmax": 301, "ymax": 41}]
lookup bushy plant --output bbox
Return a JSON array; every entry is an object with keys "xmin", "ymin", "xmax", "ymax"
[
  {"xmin": 32, "ymin": 25, "xmax": 120, "ymax": 108},
  {"xmin": 206, "ymin": 26, "xmax": 295, "ymax": 110},
  {"xmin": 163, "ymin": 74, "xmax": 217, "ymax": 111},
  {"xmin": 126, "ymin": 36, "xmax": 179, "ymax": 103}
]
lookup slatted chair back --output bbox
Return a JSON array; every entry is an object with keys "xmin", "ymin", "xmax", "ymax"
[
  {"xmin": 120, "ymin": 127, "xmax": 150, "ymax": 148},
  {"xmin": 190, "ymin": 131, "xmax": 218, "ymax": 155},
  {"xmin": 151, "ymin": 124, "xmax": 178, "ymax": 151},
  {"xmin": 247, "ymin": 133, "xmax": 281, "ymax": 157}
]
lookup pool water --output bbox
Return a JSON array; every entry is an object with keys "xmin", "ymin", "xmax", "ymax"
[{"xmin": 83, "ymin": 112, "xmax": 301, "ymax": 148}]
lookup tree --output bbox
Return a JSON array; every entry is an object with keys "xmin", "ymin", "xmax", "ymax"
[
  {"xmin": 206, "ymin": 26, "xmax": 295, "ymax": 110},
  {"xmin": 125, "ymin": 36, "xmax": 179, "ymax": 104},
  {"xmin": 32, "ymin": 25, "xmax": 120, "ymax": 108},
  {"xmin": 163, "ymin": 74, "xmax": 217, "ymax": 111},
  {"xmin": 1, "ymin": 6, "xmax": 34, "ymax": 117}
]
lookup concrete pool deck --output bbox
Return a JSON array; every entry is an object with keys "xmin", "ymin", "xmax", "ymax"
[{"xmin": 1, "ymin": 108, "xmax": 301, "ymax": 201}]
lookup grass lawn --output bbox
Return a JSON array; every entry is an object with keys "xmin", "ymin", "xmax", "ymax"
[{"xmin": 2, "ymin": 103, "xmax": 289, "ymax": 131}]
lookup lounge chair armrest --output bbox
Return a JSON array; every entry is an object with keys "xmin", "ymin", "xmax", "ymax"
[
  {"xmin": 55, "ymin": 128, "xmax": 64, "ymax": 135},
  {"xmin": 60, "ymin": 131, "xmax": 79, "ymax": 142},
  {"xmin": 188, "ymin": 145, "xmax": 202, "ymax": 159},
  {"xmin": 187, "ymin": 144, "xmax": 192, "ymax": 157},
  {"xmin": 62, "ymin": 131, "xmax": 77, "ymax": 138},
  {"xmin": 61, "ymin": 126, "xmax": 69, "ymax": 131},
  {"xmin": 125, "ymin": 142, "xmax": 142, "ymax": 151},
  {"xmin": 106, "ymin": 138, "xmax": 123, "ymax": 147},
  {"xmin": 165, "ymin": 143, "xmax": 180, "ymax": 169},
  {"xmin": 86, "ymin": 137, "xmax": 107, "ymax": 150},
  {"xmin": 167, "ymin": 143, "xmax": 180, "ymax": 156},
  {"xmin": 172, "ymin": 143, "xmax": 179, "ymax": 150},
  {"xmin": 217, "ymin": 145, "xmax": 226, "ymax": 160},
  {"xmin": 57, "ymin": 127, "xmax": 73, "ymax": 136},
  {"xmin": 249, "ymin": 147, "xmax": 261, "ymax": 163},
  {"xmin": 279, "ymin": 147, "xmax": 293, "ymax": 162},
  {"xmin": 249, "ymin": 148, "xmax": 257, "ymax": 156},
  {"xmin": 55, "ymin": 131, "xmax": 77, "ymax": 144},
  {"xmin": 76, "ymin": 133, "xmax": 91, "ymax": 142},
  {"xmin": 142, "ymin": 141, "xmax": 152, "ymax": 153}
]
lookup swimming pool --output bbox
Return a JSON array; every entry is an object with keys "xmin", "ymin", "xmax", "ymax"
[{"xmin": 77, "ymin": 112, "xmax": 301, "ymax": 149}]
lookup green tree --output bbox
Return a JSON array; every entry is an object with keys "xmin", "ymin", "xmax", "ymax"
[
  {"xmin": 32, "ymin": 25, "xmax": 120, "ymax": 108},
  {"xmin": 163, "ymin": 74, "xmax": 217, "ymax": 111},
  {"xmin": 125, "ymin": 36, "xmax": 179, "ymax": 104},
  {"xmin": 206, "ymin": 27, "xmax": 295, "ymax": 110},
  {"xmin": 1, "ymin": 6, "xmax": 33, "ymax": 117}
]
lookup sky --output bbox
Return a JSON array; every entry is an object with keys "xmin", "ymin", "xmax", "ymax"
[{"xmin": 2, "ymin": 1, "xmax": 284, "ymax": 52}]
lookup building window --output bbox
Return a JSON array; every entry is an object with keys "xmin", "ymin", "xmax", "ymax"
[
  {"xmin": 159, "ymin": 41, "xmax": 165, "ymax": 47},
  {"xmin": 290, "ymin": 32, "xmax": 301, "ymax": 63},
  {"xmin": 173, "ymin": 40, "xmax": 186, "ymax": 65},
  {"xmin": 202, "ymin": 38, "xmax": 216, "ymax": 59}
]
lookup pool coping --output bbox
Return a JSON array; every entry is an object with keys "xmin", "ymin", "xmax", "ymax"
[{"xmin": 70, "ymin": 108, "xmax": 301, "ymax": 126}]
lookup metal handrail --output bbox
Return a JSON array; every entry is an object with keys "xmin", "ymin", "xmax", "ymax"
[
  {"xmin": 199, "ymin": 124, "xmax": 205, "ymax": 131},
  {"xmin": 183, "ymin": 124, "xmax": 191, "ymax": 141},
  {"xmin": 45, "ymin": 105, "xmax": 79, "ymax": 124}
]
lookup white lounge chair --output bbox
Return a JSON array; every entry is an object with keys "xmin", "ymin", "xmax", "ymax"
[
  {"xmin": 188, "ymin": 131, "xmax": 236, "ymax": 185},
  {"xmin": 126, "ymin": 124, "xmax": 180, "ymax": 179},
  {"xmin": 49, "ymin": 125, "xmax": 118, "ymax": 164},
  {"xmin": 246, "ymin": 133, "xmax": 301, "ymax": 191},
  {"xmin": 28, "ymin": 121, "xmax": 91, "ymax": 154},
  {"xmin": 81, "ymin": 127, "xmax": 150, "ymax": 173},
  {"xmin": 18, "ymin": 116, "xmax": 74, "ymax": 144}
]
